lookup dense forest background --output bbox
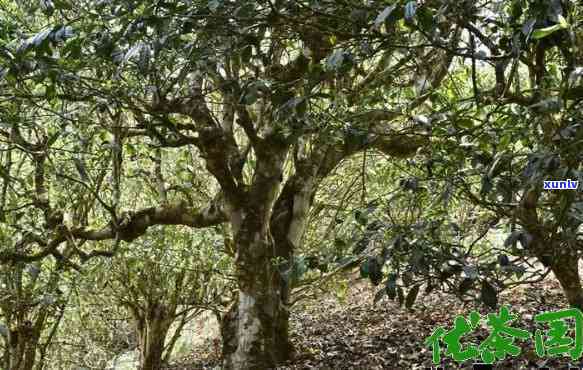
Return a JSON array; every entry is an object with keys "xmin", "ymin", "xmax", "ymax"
[{"xmin": 0, "ymin": 0, "xmax": 582, "ymax": 369}]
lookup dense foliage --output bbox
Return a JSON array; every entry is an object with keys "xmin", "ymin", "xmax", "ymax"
[{"xmin": 0, "ymin": 0, "xmax": 582, "ymax": 369}]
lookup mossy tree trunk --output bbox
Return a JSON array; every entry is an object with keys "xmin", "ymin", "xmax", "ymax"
[{"xmin": 135, "ymin": 303, "xmax": 173, "ymax": 370}]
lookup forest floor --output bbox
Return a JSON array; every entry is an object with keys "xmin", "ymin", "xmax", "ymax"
[{"xmin": 178, "ymin": 273, "xmax": 583, "ymax": 370}]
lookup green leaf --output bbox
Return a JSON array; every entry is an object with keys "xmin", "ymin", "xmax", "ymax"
[
  {"xmin": 504, "ymin": 230, "xmax": 522, "ymax": 247},
  {"xmin": 499, "ymin": 133, "xmax": 511, "ymax": 148},
  {"xmin": 458, "ymin": 277, "xmax": 473, "ymax": 295},
  {"xmin": 52, "ymin": 0, "xmax": 73, "ymax": 10},
  {"xmin": 45, "ymin": 83, "xmax": 56, "ymax": 99},
  {"xmin": 53, "ymin": 25, "xmax": 74, "ymax": 42},
  {"xmin": 487, "ymin": 151, "xmax": 507, "ymax": 179},
  {"xmin": 352, "ymin": 236, "xmax": 369, "ymax": 255},
  {"xmin": 241, "ymin": 45, "xmax": 252, "ymax": 63},
  {"xmin": 290, "ymin": 256, "xmax": 308, "ymax": 284},
  {"xmin": 532, "ymin": 20, "xmax": 567, "ymax": 40},
  {"xmin": 511, "ymin": 0, "xmax": 524, "ymax": 19},
  {"xmin": 354, "ymin": 209, "xmax": 368, "ymax": 226},
  {"xmin": 404, "ymin": 1, "xmax": 417, "ymax": 22},
  {"xmin": 126, "ymin": 143, "xmax": 137, "ymax": 157},
  {"xmin": 326, "ymin": 49, "xmax": 345, "ymax": 70},
  {"xmin": 41, "ymin": 294, "xmax": 56, "ymax": 306},
  {"xmin": 47, "ymin": 131, "xmax": 60, "ymax": 147},
  {"xmin": 480, "ymin": 280, "xmax": 498, "ymax": 308},
  {"xmin": 334, "ymin": 238, "xmax": 346, "ymax": 248},
  {"xmin": 368, "ymin": 256, "xmax": 382, "ymax": 286},
  {"xmin": 32, "ymin": 28, "xmax": 53, "ymax": 48},
  {"xmin": 405, "ymin": 285, "xmax": 420, "ymax": 308},
  {"xmin": 208, "ymin": 0, "xmax": 220, "ymax": 12},
  {"xmin": 480, "ymin": 176, "xmax": 493, "ymax": 195},
  {"xmin": 558, "ymin": 15, "xmax": 569, "ymax": 29},
  {"xmin": 498, "ymin": 254, "xmax": 510, "ymax": 266},
  {"xmin": 235, "ymin": 3, "xmax": 255, "ymax": 18},
  {"xmin": 373, "ymin": 5, "xmax": 397, "ymax": 30},
  {"xmin": 240, "ymin": 86, "xmax": 259, "ymax": 105},
  {"xmin": 518, "ymin": 232, "xmax": 533, "ymax": 249},
  {"xmin": 397, "ymin": 286, "xmax": 405, "ymax": 307},
  {"xmin": 416, "ymin": 6, "xmax": 433, "ymax": 31},
  {"xmin": 40, "ymin": 0, "xmax": 55, "ymax": 16},
  {"xmin": 374, "ymin": 287, "xmax": 387, "ymax": 305},
  {"xmin": 386, "ymin": 273, "xmax": 397, "ymax": 299},
  {"xmin": 295, "ymin": 98, "xmax": 307, "ymax": 116},
  {"xmin": 25, "ymin": 264, "xmax": 41, "ymax": 279},
  {"xmin": 359, "ymin": 259, "xmax": 369, "ymax": 278}
]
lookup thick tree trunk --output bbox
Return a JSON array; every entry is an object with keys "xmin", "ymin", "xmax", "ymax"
[
  {"xmin": 7, "ymin": 323, "xmax": 40, "ymax": 370},
  {"xmin": 267, "ymin": 178, "xmax": 318, "ymax": 364},
  {"xmin": 272, "ymin": 306, "xmax": 293, "ymax": 361},
  {"xmin": 221, "ymin": 176, "xmax": 320, "ymax": 368},
  {"xmin": 549, "ymin": 253, "xmax": 583, "ymax": 309},
  {"xmin": 222, "ymin": 234, "xmax": 289, "ymax": 370},
  {"xmin": 220, "ymin": 299, "xmax": 238, "ymax": 362},
  {"xmin": 221, "ymin": 267, "xmax": 293, "ymax": 369},
  {"xmin": 218, "ymin": 143, "xmax": 294, "ymax": 370},
  {"xmin": 221, "ymin": 144, "xmax": 347, "ymax": 368},
  {"xmin": 139, "ymin": 332, "xmax": 166, "ymax": 370},
  {"xmin": 519, "ymin": 190, "xmax": 583, "ymax": 309},
  {"xmin": 136, "ymin": 305, "xmax": 172, "ymax": 370},
  {"xmin": 220, "ymin": 139, "xmax": 352, "ymax": 369}
]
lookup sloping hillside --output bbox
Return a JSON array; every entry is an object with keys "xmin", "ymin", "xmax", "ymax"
[{"xmin": 184, "ymin": 275, "xmax": 582, "ymax": 370}]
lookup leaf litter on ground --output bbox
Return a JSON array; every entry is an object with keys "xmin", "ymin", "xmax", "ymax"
[{"xmin": 176, "ymin": 273, "xmax": 583, "ymax": 370}]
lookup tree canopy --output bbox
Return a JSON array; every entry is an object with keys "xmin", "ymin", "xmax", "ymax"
[{"xmin": 0, "ymin": 0, "xmax": 582, "ymax": 369}]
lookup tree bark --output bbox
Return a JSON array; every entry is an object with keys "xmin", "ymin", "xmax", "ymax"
[
  {"xmin": 220, "ymin": 299, "xmax": 239, "ymax": 363},
  {"xmin": 221, "ymin": 145, "xmax": 292, "ymax": 370},
  {"xmin": 136, "ymin": 304, "xmax": 172, "ymax": 370},
  {"xmin": 221, "ymin": 228, "xmax": 289, "ymax": 370},
  {"xmin": 519, "ymin": 189, "xmax": 583, "ymax": 310},
  {"xmin": 220, "ymin": 141, "xmax": 363, "ymax": 369},
  {"xmin": 268, "ymin": 176, "xmax": 319, "ymax": 364},
  {"xmin": 219, "ymin": 128, "xmax": 424, "ymax": 369},
  {"xmin": 221, "ymin": 220, "xmax": 300, "ymax": 368},
  {"xmin": 7, "ymin": 322, "xmax": 40, "ymax": 370},
  {"xmin": 549, "ymin": 252, "xmax": 583, "ymax": 309}
]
